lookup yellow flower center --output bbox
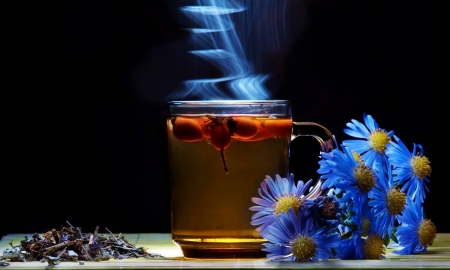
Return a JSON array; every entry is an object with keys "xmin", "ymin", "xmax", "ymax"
[
  {"xmin": 361, "ymin": 217, "xmax": 371, "ymax": 237},
  {"xmin": 386, "ymin": 188, "xmax": 406, "ymax": 215},
  {"xmin": 353, "ymin": 164, "xmax": 376, "ymax": 193},
  {"xmin": 352, "ymin": 151, "xmax": 362, "ymax": 162},
  {"xmin": 368, "ymin": 129, "xmax": 390, "ymax": 153},
  {"xmin": 411, "ymin": 155, "xmax": 432, "ymax": 179},
  {"xmin": 363, "ymin": 233, "xmax": 386, "ymax": 259},
  {"xmin": 291, "ymin": 236, "xmax": 317, "ymax": 261},
  {"xmin": 275, "ymin": 195, "xmax": 302, "ymax": 215},
  {"xmin": 418, "ymin": 219, "xmax": 437, "ymax": 247}
]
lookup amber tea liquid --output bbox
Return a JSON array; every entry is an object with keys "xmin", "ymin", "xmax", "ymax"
[{"xmin": 167, "ymin": 114, "xmax": 291, "ymax": 258}]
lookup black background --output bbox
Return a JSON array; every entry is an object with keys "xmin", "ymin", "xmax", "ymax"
[{"xmin": 3, "ymin": 0, "xmax": 444, "ymax": 239}]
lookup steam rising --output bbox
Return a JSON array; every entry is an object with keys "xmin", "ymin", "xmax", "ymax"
[{"xmin": 168, "ymin": 0, "xmax": 293, "ymax": 101}]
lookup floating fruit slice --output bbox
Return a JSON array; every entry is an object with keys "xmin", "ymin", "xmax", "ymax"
[
  {"xmin": 172, "ymin": 116, "xmax": 204, "ymax": 142},
  {"xmin": 261, "ymin": 119, "xmax": 292, "ymax": 137},
  {"xmin": 230, "ymin": 116, "xmax": 258, "ymax": 139},
  {"xmin": 234, "ymin": 128, "xmax": 274, "ymax": 141},
  {"xmin": 198, "ymin": 118, "xmax": 213, "ymax": 138}
]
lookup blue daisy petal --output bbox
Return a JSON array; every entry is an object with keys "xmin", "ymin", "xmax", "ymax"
[
  {"xmin": 250, "ymin": 173, "xmax": 320, "ymax": 234},
  {"xmin": 261, "ymin": 208, "xmax": 340, "ymax": 261},
  {"xmin": 386, "ymin": 135, "xmax": 431, "ymax": 203},
  {"xmin": 342, "ymin": 113, "xmax": 393, "ymax": 168},
  {"xmin": 394, "ymin": 197, "xmax": 435, "ymax": 255}
]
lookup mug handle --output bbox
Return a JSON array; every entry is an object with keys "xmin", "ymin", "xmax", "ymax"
[
  {"xmin": 292, "ymin": 122, "xmax": 336, "ymax": 152},
  {"xmin": 291, "ymin": 122, "xmax": 337, "ymax": 196}
]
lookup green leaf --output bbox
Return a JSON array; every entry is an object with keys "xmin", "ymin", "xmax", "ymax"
[
  {"xmin": 390, "ymin": 227, "xmax": 398, "ymax": 244},
  {"xmin": 341, "ymin": 231, "xmax": 353, "ymax": 240},
  {"xmin": 383, "ymin": 233, "xmax": 390, "ymax": 246}
]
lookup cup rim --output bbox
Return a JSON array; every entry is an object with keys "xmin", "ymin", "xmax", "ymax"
[{"xmin": 168, "ymin": 100, "xmax": 289, "ymax": 105}]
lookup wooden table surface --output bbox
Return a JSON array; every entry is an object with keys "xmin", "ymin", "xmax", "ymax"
[{"xmin": 1, "ymin": 233, "xmax": 449, "ymax": 269}]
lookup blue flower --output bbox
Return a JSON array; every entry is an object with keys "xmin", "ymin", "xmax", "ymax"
[
  {"xmin": 386, "ymin": 135, "xmax": 431, "ymax": 203},
  {"xmin": 394, "ymin": 197, "xmax": 437, "ymax": 255},
  {"xmin": 336, "ymin": 231, "xmax": 365, "ymax": 260},
  {"xmin": 317, "ymin": 150, "xmax": 340, "ymax": 189},
  {"xmin": 361, "ymin": 217, "xmax": 388, "ymax": 260},
  {"xmin": 318, "ymin": 146, "xmax": 377, "ymax": 214},
  {"xmin": 342, "ymin": 113, "xmax": 394, "ymax": 168},
  {"xmin": 369, "ymin": 165, "xmax": 406, "ymax": 238},
  {"xmin": 249, "ymin": 174, "xmax": 317, "ymax": 234},
  {"xmin": 261, "ymin": 208, "xmax": 340, "ymax": 261},
  {"xmin": 336, "ymin": 204, "xmax": 375, "ymax": 260},
  {"xmin": 249, "ymin": 113, "xmax": 435, "ymax": 261}
]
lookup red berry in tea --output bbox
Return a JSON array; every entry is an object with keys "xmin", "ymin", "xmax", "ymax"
[{"xmin": 210, "ymin": 121, "xmax": 231, "ymax": 150}]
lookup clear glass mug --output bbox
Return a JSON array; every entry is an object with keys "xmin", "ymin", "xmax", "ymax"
[{"xmin": 166, "ymin": 100, "xmax": 335, "ymax": 259}]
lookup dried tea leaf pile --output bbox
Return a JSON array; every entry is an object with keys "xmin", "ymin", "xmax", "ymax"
[{"xmin": 0, "ymin": 221, "xmax": 163, "ymax": 267}]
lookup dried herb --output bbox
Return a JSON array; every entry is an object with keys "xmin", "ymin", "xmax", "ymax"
[{"xmin": 0, "ymin": 221, "xmax": 163, "ymax": 268}]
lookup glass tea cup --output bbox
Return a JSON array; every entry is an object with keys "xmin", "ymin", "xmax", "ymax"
[{"xmin": 166, "ymin": 100, "xmax": 335, "ymax": 259}]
